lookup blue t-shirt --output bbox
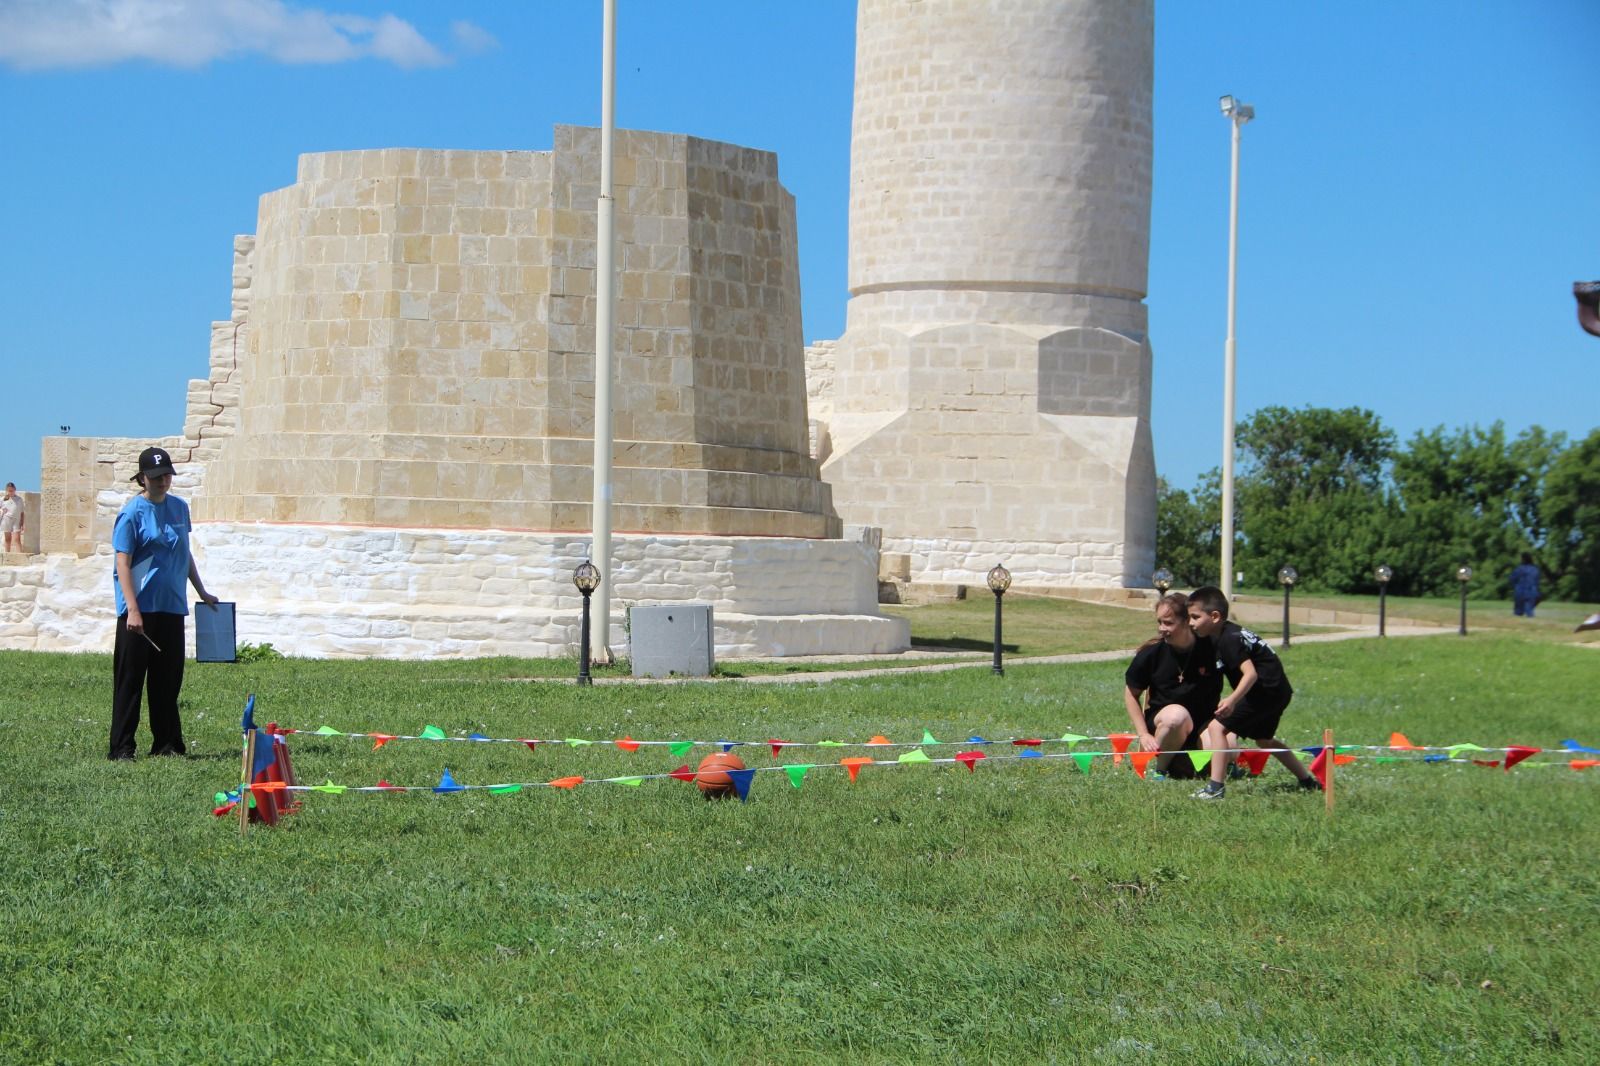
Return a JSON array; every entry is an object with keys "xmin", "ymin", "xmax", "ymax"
[
  {"xmin": 1510, "ymin": 563, "xmax": 1540, "ymax": 599},
  {"xmin": 111, "ymin": 494, "xmax": 193, "ymax": 616}
]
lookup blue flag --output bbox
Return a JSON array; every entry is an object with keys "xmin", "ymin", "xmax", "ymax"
[
  {"xmin": 727, "ymin": 767, "xmax": 755, "ymax": 802},
  {"xmin": 241, "ymin": 693, "xmax": 256, "ymax": 733}
]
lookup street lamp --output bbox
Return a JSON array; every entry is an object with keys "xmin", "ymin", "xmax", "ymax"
[
  {"xmin": 573, "ymin": 560, "xmax": 601, "ymax": 685},
  {"xmin": 1152, "ymin": 567, "xmax": 1173, "ymax": 594},
  {"xmin": 1218, "ymin": 94, "xmax": 1254, "ymax": 598},
  {"xmin": 987, "ymin": 563, "xmax": 1012, "ymax": 676},
  {"xmin": 1375, "ymin": 564, "xmax": 1393, "ymax": 637},
  {"xmin": 1278, "ymin": 565, "xmax": 1297, "ymax": 647},
  {"xmin": 1455, "ymin": 564, "xmax": 1472, "ymax": 636}
]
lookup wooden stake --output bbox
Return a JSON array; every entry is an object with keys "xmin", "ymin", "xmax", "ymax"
[
  {"xmin": 239, "ymin": 728, "xmax": 255, "ymax": 837},
  {"xmin": 1324, "ymin": 727, "xmax": 1335, "ymax": 817}
]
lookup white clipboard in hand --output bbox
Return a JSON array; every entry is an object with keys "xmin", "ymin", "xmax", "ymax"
[{"xmin": 195, "ymin": 601, "xmax": 238, "ymax": 663}]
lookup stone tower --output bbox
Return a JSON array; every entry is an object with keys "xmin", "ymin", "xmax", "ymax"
[{"xmin": 810, "ymin": 0, "xmax": 1157, "ymax": 587}]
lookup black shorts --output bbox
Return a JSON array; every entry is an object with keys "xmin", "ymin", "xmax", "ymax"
[
  {"xmin": 1142, "ymin": 705, "xmax": 1209, "ymax": 778},
  {"xmin": 1219, "ymin": 689, "xmax": 1291, "ymax": 741}
]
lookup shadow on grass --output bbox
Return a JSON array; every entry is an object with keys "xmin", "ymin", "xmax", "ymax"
[{"xmin": 911, "ymin": 636, "xmax": 1020, "ymax": 654}]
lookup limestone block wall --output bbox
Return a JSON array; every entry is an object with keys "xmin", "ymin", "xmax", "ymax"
[
  {"xmin": 811, "ymin": 0, "xmax": 1157, "ymax": 587},
  {"xmin": 196, "ymin": 129, "xmax": 837, "ymax": 539},
  {"xmin": 0, "ymin": 527, "xmax": 907, "ymax": 660}
]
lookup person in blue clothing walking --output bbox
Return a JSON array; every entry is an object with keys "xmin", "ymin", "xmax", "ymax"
[
  {"xmin": 108, "ymin": 446, "xmax": 219, "ymax": 760},
  {"xmin": 1509, "ymin": 553, "xmax": 1541, "ymax": 618}
]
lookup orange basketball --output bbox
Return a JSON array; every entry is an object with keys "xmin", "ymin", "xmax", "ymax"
[{"xmin": 696, "ymin": 752, "xmax": 745, "ymax": 799}]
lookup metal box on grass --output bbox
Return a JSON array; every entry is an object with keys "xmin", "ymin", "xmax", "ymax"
[{"xmin": 629, "ymin": 604, "xmax": 714, "ymax": 678}]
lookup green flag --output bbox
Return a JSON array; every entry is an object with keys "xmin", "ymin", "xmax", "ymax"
[
  {"xmin": 612, "ymin": 777, "xmax": 644, "ymax": 788},
  {"xmin": 817, "ymin": 740, "xmax": 843, "ymax": 747},
  {"xmin": 920, "ymin": 730, "xmax": 940, "ymax": 746},
  {"xmin": 783, "ymin": 764, "xmax": 812, "ymax": 789},
  {"xmin": 1061, "ymin": 733, "xmax": 1088, "ymax": 750},
  {"xmin": 421, "ymin": 725, "xmax": 447, "ymax": 740},
  {"xmin": 314, "ymin": 725, "xmax": 342, "ymax": 736},
  {"xmin": 1187, "ymin": 751, "xmax": 1213, "ymax": 773},
  {"xmin": 1071, "ymin": 753, "xmax": 1094, "ymax": 774},
  {"xmin": 898, "ymin": 749, "xmax": 931, "ymax": 764},
  {"xmin": 313, "ymin": 780, "xmax": 346, "ymax": 794},
  {"xmin": 668, "ymin": 741, "xmax": 694, "ymax": 758},
  {"xmin": 565, "ymin": 738, "xmax": 594, "ymax": 747},
  {"xmin": 489, "ymin": 784, "xmax": 523, "ymax": 795}
]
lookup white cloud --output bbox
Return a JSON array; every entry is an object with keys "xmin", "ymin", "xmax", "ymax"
[
  {"xmin": 451, "ymin": 19, "xmax": 498, "ymax": 56},
  {"xmin": 0, "ymin": 0, "xmax": 484, "ymax": 71}
]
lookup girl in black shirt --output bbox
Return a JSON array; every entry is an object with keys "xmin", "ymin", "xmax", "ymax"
[{"xmin": 1123, "ymin": 592, "xmax": 1223, "ymax": 778}]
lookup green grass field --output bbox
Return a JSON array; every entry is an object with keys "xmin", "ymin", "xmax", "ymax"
[{"xmin": 3, "ymin": 612, "xmax": 1598, "ymax": 1062}]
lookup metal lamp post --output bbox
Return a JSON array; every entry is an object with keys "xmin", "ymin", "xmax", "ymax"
[
  {"xmin": 987, "ymin": 563, "xmax": 1012, "ymax": 676},
  {"xmin": 1218, "ymin": 94, "xmax": 1254, "ymax": 596},
  {"xmin": 1456, "ymin": 565, "xmax": 1472, "ymax": 636},
  {"xmin": 573, "ymin": 560, "xmax": 601, "ymax": 685},
  {"xmin": 1152, "ymin": 567, "xmax": 1173, "ymax": 595},
  {"xmin": 1375, "ymin": 564, "xmax": 1393, "ymax": 637},
  {"xmin": 1278, "ymin": 565, "xmax": 1298, "ymax": 646}
]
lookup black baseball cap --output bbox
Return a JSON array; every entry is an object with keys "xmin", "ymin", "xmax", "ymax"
[{"xmin": 134, "ymin": 447, "xmax": 177, "ymax": 480}]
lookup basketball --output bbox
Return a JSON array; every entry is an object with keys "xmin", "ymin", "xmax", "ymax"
[{"xmin": 696, "ymin": 752, "xmax": 745, "ymax": 799}]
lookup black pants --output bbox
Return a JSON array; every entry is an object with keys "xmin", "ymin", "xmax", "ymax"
[{"xmin": 110, "ymin": 612, "xmax": 187, "ymax": 759}]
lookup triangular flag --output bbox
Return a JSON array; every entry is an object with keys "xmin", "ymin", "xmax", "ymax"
[
  {"xmin": 1237, "ymin": 750, "xmax": 1270, "ymax": 776},
  {"xmin": 1130, "ymin": 751, "xmax": 1155, "ymax": 778},
  {"xmin": 1018, "ymin": 748, "xmax": 1043, "ymax": 759},
  {"xmin": 375, "ymin": 779, "xmax": 404, "ymax": 791},
  {"xmin": 520, "ymin": 739, "xmax": 539, "ymax": 752},
  {"xmin": 566, "ymin": 738, "xmax": 594, "ymax": 747},
  {"xmin": 769, "ymin": 739, "xmax": 788, "ymax": 757},
  {"xmin": 313, "ymin": 780, "xmax": 346, "ymax": 794},
  {"xmin": 421, "ymin": 725, "xmax": 446, "ymax": 740},
  {"xmin": 468, "ymin": 733, "xmax": 491, "ymax": 742},
  {"xmin": 817, "ymin": 740, "xmax": 844, "ymax": 748},
  {"xmin": 1109, "ymin": 734, "xmax": 1135, "ymax": 765},
  {"xmin": 1372, "ymin": 756, "xmax": 1402, "ymax": 764},
  {"xmin": 867, "ymin": 735, "xmax": 892, "ymax": 746},
  {"xmin": 1424, "ymin": 754, "xmax": 1449, "ymax": 763},
  {"xmin": 1060, "ymin": 733, "xmax": 1087, "ymax": 750},
  {"xmin": 667, "ymin": 765, "xmax": 695, "ymax": 783},
  {"xmin": 954, "ymin": 751, "xmax": 986, "ymax": 772},
  {"xmin": 783, "ymin": 764, "xmax": 812, "ymax": 789},
  {"xmin": 1187, "ymin": 750, "xmax": 1213, "ymax": 773},
  {"xmin": 668, "ymin": 741, "xmax": 694, "ymax": 757},
  {"xmin": 967, "ymin": 735, "xmax": 990, "ymax": 744},
  {"xmin": 489, "ymin": 783, "xmax": 523, "ymax": 794},
  {"xmin": 920, "ymin": 730, "xmax": 939, "ymax": 746},
  {"xmin": 840, "ymin": 757, "xmax": 873, "ymax": 782},
  {"xmin": 1334, "ymin": 754, "xmax": 1357, "ymax": 765},
  {"xmin": 371, "ymin": 733, "xmax": 395, "ymax": 751},
  {"xmin": 1472, "ymin": 760, "xmax": 1502, "ymax": 768},
  {"xmin": 1390, "ymin": 732, "xmax": 1421, "ymax": 751},
  {"xmin": 612, "ymin": 777, "xmax": 644, "ymax": 788},
  {"xmin": 1561, "ymin": 740, "xmax": 1600, "ymax": 754},
  {"xmin": 720, "ymin": 741, "xmax": 737, "ymax": 753},
  {"xmin": 1308, "ymin": 748, "xmax": 1330, "ymax": 788},
  {"xmin": 1071, "ymin": 752, "xmax": 1094, "ymax": 775},
  {"xmin": 1504, "ymin": 746, "xmax": 1541, "ymax": 771},
  {"xmin": 898, "ymin": 749, "xmax": 931, "ymax": 764},
  {"xmin": 1571, "ymin": 759, "xmax": 1599, "ymax": 771},
  {"xmin": 241, "ymin": 693, "xmax": 256, "ymax": 733},
  {"xmin": 1446, "ymin": 743, "xmax": 1486, "ymax": 757},
  {"xmin": 548, "ymin": 776, "xmax": 584, "ymax": 789},
  {"xmin": 615, "ymin": 737, "xmax": 641, "ymax": 753},
  {"xmin": 1012, "ymin": 738, "xmax": 1043, "ymax": 747},
  {"xmin": 434, "ymin": 768, "xmax": 464, "ymax": 793},
  {"xmin": 727, "ymin": 767, "xmax": 755, "ymax": 802},
  {"xmin": 314, "ymin": 725, "xmax": 342, "ymax": 736}
]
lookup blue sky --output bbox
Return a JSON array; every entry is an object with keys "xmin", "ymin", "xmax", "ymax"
[{"xmin": 1, "ymin": 0, "xmax": 1595, "ymax": 494}]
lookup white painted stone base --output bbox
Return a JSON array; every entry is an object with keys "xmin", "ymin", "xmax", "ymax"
[{"xmin": 0, "ymin": 525, "xmax": 908, "ymax": 660}]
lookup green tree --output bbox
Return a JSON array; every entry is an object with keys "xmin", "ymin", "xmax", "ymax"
[
  {"xmin": 1542, "ymin": 427, "xmax": 1600, "ymax": 601},
  {"xmin": 1231, "ymin": 406, "xmax": 1395, "ymax": 592},
  {"xmin": 1155, "ymin": 473, "xmax": 1219, "ymax": 587}
]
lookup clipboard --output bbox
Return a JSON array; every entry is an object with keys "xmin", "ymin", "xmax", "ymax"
[{"xmin": 195, "ymin": 601, "xmax": 238, "ymax": 663}]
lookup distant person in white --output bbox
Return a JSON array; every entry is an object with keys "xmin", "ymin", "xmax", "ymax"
[{"xmin": 0, "ymin": 482, "xmax": 23, "ymax": 552}]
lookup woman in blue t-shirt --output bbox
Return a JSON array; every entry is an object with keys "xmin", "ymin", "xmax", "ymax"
[{"xmin": 109, "ymin": 447, "xmax": 218, "ymax": 760}]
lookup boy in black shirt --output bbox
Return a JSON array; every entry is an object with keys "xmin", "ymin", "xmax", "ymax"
[
  {"xmin": 1123, "ymin": 592, "xmax": 1224, "ymax": 778},
  {"xmin": 1185, "ymin": 586, "xmax": 1320, "ymax": 799}
]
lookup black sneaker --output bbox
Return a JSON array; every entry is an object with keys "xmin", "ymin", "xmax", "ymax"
[
  {"xmin": 1191, "ymin": 782, "xmax": 1226, "ymax": 801},
  {"xmin": 1298, "ymin": 776, "xmax": 1323, "ymax": 791}
]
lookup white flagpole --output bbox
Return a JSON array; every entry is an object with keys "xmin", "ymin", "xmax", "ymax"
[{"xmin": 590, "ymin": 0, "xmax": 617, "ymax": 663}]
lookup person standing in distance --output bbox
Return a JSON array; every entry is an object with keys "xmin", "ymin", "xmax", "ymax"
[
  {"xmin": 109, "ymin": 447, "xmax": 218, "ymax": 760},
  {"xmin": 1509, "ymin": 553, "xmax": 1541, "ymax": 618},
  {"xmin": 0, "ymin": 482, "xmax": 24, "ymax": 553}
]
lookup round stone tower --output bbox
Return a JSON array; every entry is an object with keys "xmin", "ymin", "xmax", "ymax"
[{"xmin": 813, "ymin": 0, "xmax": 1157, "ymax": 587}]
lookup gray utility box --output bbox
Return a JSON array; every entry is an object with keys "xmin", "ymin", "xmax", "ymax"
[{"xmin": 629, "ymin": 604, "xmax": 715, "ymax": 678}]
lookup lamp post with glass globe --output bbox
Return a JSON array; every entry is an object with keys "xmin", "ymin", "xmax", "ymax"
[
  {"xmin": 1278, "ymin": 565, "xmax": 1298, "ymax": 646},
  {"xmin": 987, "ymin": 563, "xmax": 1012, "ymax": 676},
  {"xmin": 573, "ymin": 560, "xmax": 601, "ymax": 685},
  {"xmin": 1375, "ymin": 564, "xmax": 1393, "ymax": 637},
  {"xmin": 1456, "ymin": 565, "xmax": 1472, "ymax": 636},
  {"xmin": 1152, "ymin": 568, "xmax": 1173, "ymax": 595}
]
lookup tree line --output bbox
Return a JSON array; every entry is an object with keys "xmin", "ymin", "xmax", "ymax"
[{"xmin": 1157, "ymin": 406, "xmax": 1600, "ymax": 601}]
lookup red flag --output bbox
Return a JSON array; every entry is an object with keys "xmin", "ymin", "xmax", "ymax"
[
  {"xmin": 840, "ymin": 757, "xmax": 873, "ymax": 782},
  {"xmin": 615, "ymin": 737, "xmax": 641, "ymax": 753},
  {"xmin": 769, "ymin": 739, "xmax": 788, "ymax": 757},
  {"xmin": 1237, "ymin": 750, "xmax": 1270, "ymax": 776},
  {"xmin": 954, "ymin": 751, "xmax": 986, "ymax": 772},
  {"xmin": 520, "ymin": 739, "xmax": 539, "ymax": 752},
  {"xmin": 371, "ymin": 733, "xmax": 395, "ymax": 751},
  {"xmin": 1130, "ymin": 751, "xmax": 1156, "ymax": 779},
  {"xmin": 1012, "ymin": 738, "xmax": 1043, "ymax": 747},
  {"xmin": 1308, "ymin": 747, "xmax": 1330, "ymax": 789},
  {"xmin": 1472, "ymin": 759, "xmax": 1502, "ymax": 768},
  {"xmin": 668, "ymin": 764, "xmax": 695, "ymax": 783},
  {"xmin": 375, "ymin": 779, "xmax": 405, "ymax": 792},
  {"xmin": 1504, "ymin": 746, "xmax": 1540, "ymax": 771},
  {"xmin": 1109, "ymin": 733, "xmax": 1135, "ymax": 765}
]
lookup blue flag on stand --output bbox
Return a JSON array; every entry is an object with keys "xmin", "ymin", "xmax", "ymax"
[{"xmin": 241, "ymin": 694, "xmax": 256, "ymax": 733}]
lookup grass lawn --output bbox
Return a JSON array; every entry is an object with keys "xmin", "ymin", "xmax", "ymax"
[{"xmin": 3, "ymin": 624, "xmax": 1598, "ymax": 1062}]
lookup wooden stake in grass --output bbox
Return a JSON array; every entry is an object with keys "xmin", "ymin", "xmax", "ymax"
[
  {"xmin": 1324, "ymin": 727, "xmax": 1335, "ymax": 817},
  {"xmin": 239, "ymin": 728, "xmax": 255, "ymax": 838}
]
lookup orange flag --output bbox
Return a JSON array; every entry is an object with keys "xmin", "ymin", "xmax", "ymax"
[
  {"xmin": 866, "ymin": 735, "xmax": 892, "ymax": 746},
  {"xmin": 840, "ymin": 757, "xmax": 874, "ymax": 782},
  {"xmin": 1572, "ymin": 760, "xmax": 1599, "ymax": 771},
  {"xmin": 1109, "ymin": 733, "xmax": 1135, "ymax": 765},
  {"xmin": 614, "ymin": 737, "xmax": 641, "ymax": 753},
  {"xmin": 548, "ymin": 776, "xmax": 584, "ymax": 789},
  {"xmin": 1389, "ymin": 732, "xmax": 1421, "ymax": 751},
  {"xmin": 371, "ymin": 734, "xmax": 395, "ymax": 751},
  {"xmin": 1130, "ymin": 751, "xmax": 1156, "ymax": 778}
]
